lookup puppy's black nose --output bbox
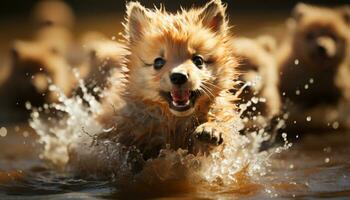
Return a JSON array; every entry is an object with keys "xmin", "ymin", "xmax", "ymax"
[
  {"xmin": 317, "ymin": 45, "xmax": 327, "ymax": 56},
  {"xmin": 170, "ymin": 72, "xmax": 188, "ymax": 85}
]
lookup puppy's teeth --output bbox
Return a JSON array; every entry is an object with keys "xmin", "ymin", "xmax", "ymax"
[
  {"xmin": 172, "ymin": 100, "xmax": 190, "ymax": 108},
  {"xmin": 172, "ymin": 101, "xmax": 179, "ymax": 106}
]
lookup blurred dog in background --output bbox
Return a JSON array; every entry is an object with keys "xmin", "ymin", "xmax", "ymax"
[{"xmin": 278, "ymin": 3, "xmax": 350, "ymax": 133}]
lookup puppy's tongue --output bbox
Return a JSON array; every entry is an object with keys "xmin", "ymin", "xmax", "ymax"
[{"xmin": 171, "ymin": 88, "xmax": 190, "ymax": 102}]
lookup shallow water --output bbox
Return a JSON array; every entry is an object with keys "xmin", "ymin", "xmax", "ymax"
[
  {"xmin": 0, "ymin": 124, "xmax": 349, "ymax": 200},
  {"xmin": 0, "ymin": 73, "xmax": 348, "ymax": 200}
]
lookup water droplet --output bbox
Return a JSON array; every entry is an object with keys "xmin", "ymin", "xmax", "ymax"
[
  {"xmin": 325, "ymin": 157, "xmax": 330, "ymax": 163},
  {"xmin": 251, "ymin": 97, "xmax": 259, "ymax": 104},
  {"xmin": 25, "ymin": 102, "xmax": 32, "ymax": 110},
  {"xmin": 32, "ymin": 111, "xmax": 39, "ymax": 118},
  {"xmin": 323, "ymin": 147, "xmax": 332, "ymax": 153},
  {"xmin": 23, "ymin": 131, "xmax": 29, "ymax": 138},
  {"xmin": 332, "ymin": 121, "xmax": 339, "ymax": 129},
  {"xmin": 294, "ymin": 59, "xmax": 299, "ymax": 65},
  {"xmin": 0, "ymin": 127, "xmax": 7, "ymax": 137},
  {"xmin": 306, "ymin": 116, "xmax": 312, "ymax": 122},
  {"xmin": 282, "ymin": 132, "xmax": 287, "ymax": 138}
]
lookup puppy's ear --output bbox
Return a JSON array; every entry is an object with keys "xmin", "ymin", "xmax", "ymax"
[
  {"xmin": 11, "ymin": 41, "xmax": 23, "ymax": 63},
  {"xmin": 292, "ymin": 3, "xmax": 309, "ymax": 22},
  {"xmin": 126, "ymin": 2, "xmax": 151, "ymax": 42},
  {"xmin": 199, "ymin": 0, "xmax": 227, "ymax": 33},
  {"xmin": 339, "ymin": 6, "xmax": 350, "ymax": 25}
]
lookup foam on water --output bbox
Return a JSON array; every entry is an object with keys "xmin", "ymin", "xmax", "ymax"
[{"xmin": 29, "ymin": 71, "xmax": 290, "ymax": 187}]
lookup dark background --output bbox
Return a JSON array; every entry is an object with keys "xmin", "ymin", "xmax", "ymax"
[
  {"xmin": 0, "ymin": 0, "xmax": 348, "ymax": 18},
  {"xmin": 0, "ymin": 0, "xmax": 348, "ymax": 61}
]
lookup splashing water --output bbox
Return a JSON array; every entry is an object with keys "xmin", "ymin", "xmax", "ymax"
[{"xmin": 29, "ymin": 71, "xmax": 291, "ymax": 188}]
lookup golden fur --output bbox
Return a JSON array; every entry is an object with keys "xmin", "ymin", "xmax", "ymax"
[
  {"xmin": 7, "ymin": 25, "xmax": 76, "ymax": 103},
  {"xmin": 98, "ymin": 0, "xmax": 239, "ymax": 159},
  {"xmin": 80, "ymin": 32, "xmax": 129, "ymax": 94},
  {"xmin": 232, "ymin": 36, "xmax": 281, "ymax": 128},
  {"xmin": 32, "ymin": 0, "xmax": 75, "ymax": 29}
]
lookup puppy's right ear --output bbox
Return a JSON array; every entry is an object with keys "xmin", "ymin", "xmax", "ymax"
[
  {"xmin": 126, "ymin": 2, "xmax": 151, "ymax": 43},
  {"xmin": 292, "ymin": 3, "xmax": 309, "ymax": 22},
  {"xmin": 199, "ymin": 0, "xmax": 227, "ymax": 33}
]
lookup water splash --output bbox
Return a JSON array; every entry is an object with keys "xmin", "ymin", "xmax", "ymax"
[
  {"xmin": 0, "ymin": 127, "xmax": 7, "ymax": 137},
  {"xmin": 29, "ymin": 71, "xmax": 291, "ymax": 187}
]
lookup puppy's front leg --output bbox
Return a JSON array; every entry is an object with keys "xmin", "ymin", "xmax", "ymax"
[{"xmin": 193, "ymin": 122, "xmax": 224, "ymax": 146}]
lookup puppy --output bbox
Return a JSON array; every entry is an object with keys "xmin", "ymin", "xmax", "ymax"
[
  {"xmin": 278, "ymin": 3, "xmax": 350, "ymax": 132},
  {"xmin": 233, "ymin": 36, "xmax": 281, "ymax": 131},
  {"xmin": 98, "ymin": 0, "xmax": 240, "ymax": 159}
]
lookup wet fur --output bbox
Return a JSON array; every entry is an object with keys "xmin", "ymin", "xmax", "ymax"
[{"xmin": 98, "ymin": 0, "xmax": 239, "ymax": 159}]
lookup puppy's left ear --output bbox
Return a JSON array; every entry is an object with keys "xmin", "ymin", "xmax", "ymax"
[
  {"xmin": 199, "ymin": 0, "xmax": 227, "ymax": 32},
  {"xmin": 340, "ymin": 6, "xmax": 350, "ymax": 25}
]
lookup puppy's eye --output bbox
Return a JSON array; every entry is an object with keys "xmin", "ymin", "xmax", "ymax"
[
  {"xmin": 306, "ymin": 33, "xmax": 315, "ymax": 40},
  {"xmin": 192, "ymin": 55, "xmax": 204, "ymax": 68},
  {"xmin": 154, "ymin": 57, "xmax": 166, "ymax": 70}
]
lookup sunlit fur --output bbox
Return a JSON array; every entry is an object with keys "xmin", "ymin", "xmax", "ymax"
[{"xmin": 98, "ymin": 0, "xmax": 239, "ymax": 158}]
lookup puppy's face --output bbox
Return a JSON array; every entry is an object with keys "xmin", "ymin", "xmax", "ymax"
[
  {"xmin": 125, "ymin": 1, "xmax": 235, "ymax": 117},
  {"xmin": 291, "ymin": 4, "xmax": 350, "ymax": 67}
]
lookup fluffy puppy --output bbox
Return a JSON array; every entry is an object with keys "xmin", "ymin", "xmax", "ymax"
[
  {"xmin": 32, "ymin": 0, "xmax": 75, "ymax": 29},
  {"xmin": 80, "ymin": 32, "xmax": 129, "ymax": 96},
  {"xmin": 277, "ymin": 3, "xmax": 350, "ymax": 132},
  {"xmin": 7, "ymin": 40, "xmax": 74, "ymax": 105},
  {"xmin": 2, "ymin": 0, "xmax": 83, "ymax": 110},
  {"xmin": 232, "ymin": 36, "xmax": 281, "ymax": 130},
  {"xmin": 98, "ymin": 0, "xmax": 239, "ymax": 159}
]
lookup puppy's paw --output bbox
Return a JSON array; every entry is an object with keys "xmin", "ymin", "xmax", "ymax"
[{"xmin": 193, "ymin": 123, "xmax": 224, "ymax": 146}]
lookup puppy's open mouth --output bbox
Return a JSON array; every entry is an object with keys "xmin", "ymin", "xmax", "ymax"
[{"xmin": 160, "ymin": 88, "xmax": 200, "ymax": 112}]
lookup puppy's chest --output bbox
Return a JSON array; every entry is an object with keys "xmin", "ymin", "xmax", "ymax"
[
  {"xmin": 118, "ymin": 105, "xmax": 201, "ymax": 143},
  {"xmin": 117, "ymin": 111, "xmax": 201, "ymax": 159}
]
